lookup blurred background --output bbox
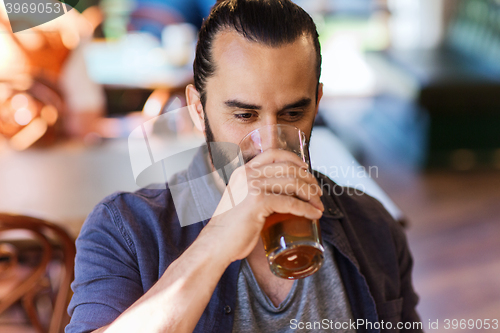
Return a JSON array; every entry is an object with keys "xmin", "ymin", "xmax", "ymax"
[{"xmin": 0, "ymin": 0, "xmax": 499, "ymax": 332}]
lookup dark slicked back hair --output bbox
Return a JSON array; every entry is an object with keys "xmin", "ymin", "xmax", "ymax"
[{"xmin": 193, "ymin": 0, "xmax": 322, "ymax": 108}]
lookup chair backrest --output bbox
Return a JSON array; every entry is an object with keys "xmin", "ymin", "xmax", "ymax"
[{"xmin": 0, "ymin": 214, "xmax": 76, "ymax": 333}]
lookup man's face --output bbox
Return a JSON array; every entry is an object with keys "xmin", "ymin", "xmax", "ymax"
[{"xmin": 203, "ymin": 30, "xmax": 322, "ymax": 146}]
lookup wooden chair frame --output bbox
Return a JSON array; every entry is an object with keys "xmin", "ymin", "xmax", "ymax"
[{"xmin": 0, "ymin": 214, "xmax": 76, "ymax": 333}]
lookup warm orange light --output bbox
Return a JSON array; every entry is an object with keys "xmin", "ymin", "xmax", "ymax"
[
  {"xmin": 40, "ymin": 105, "xmax": 58, "ymax": 125},
  {"xmin": 0, "ymin": 28, "xmax": 29, "ymax": 80},
  {"xmin": 0, "ymin": 83, "xmax": 12, "ymax": 104},
  {"xmin": 61, "ymin": 29, "xmax": 80, "ymax": 50},
  {"xmin": 10, "ymin": 94, "xmax": 29, "ymax": 110},
  {"xmin": 10, "ymin": 118, "xmax": 48, "ymax": 151},
  {"xmin": 143, "ymin": 89, "xmax": 170, "ymax": 118},
  {"xmin": 13, "ymin": 108, "xmax": 33, "ymax": 126},
  {"xmin": 15, "ymin": 32, "xmax": 44, "ymax": 51}
]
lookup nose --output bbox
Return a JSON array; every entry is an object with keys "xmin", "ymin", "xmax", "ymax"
[
  {"xmin": 265, "ymin": 125, "xmax": 280, "ymax": 150},
  {"xmin": 261, "ymin": 124, "xmax": 287, "ymax": 151},
  {"xmin": 249, "ymin": 115, "xmax": 277, "ymax": 150},
  {"xmin": 261, "ymin": 114, "xmax": 279, "ymax": 128}
]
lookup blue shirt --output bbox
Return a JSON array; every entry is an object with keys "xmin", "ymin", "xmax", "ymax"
[{"xmin": 67, "ymin": 147, "xmax": 422, "ymax": 333}]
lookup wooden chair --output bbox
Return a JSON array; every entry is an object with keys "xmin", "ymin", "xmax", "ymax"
[{"xmin": 0, "ymin": 214, "xmax": 76, "ymax": 333}]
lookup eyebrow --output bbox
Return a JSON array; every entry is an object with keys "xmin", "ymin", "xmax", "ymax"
[
  {"xmin": 224, "ymin": 100, "xmax": 261, "ymax": 110},
  {"xmin": 282, "ymin": 98, "xmax": 312, "ymax": 110},
  {"xmin": 224, "ymin": 97, "xmax": 312, "ymax": 112}
]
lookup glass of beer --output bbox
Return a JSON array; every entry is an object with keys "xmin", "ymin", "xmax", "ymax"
[{"xmin": 239, "ymin": 124, "xmax": 324, "ymax": 279}]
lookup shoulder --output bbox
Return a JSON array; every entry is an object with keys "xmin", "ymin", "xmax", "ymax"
[
  {"xmin": 80, "ymin": 176, "xmax": 203, "ymax": 257},
  {"xmin": 78, "ymin": 181, "xmax": 183, "ymax": 253},
  {"xmin": 99, "ymin": 187, "xmax": 172, "ymax": 222},
  {"xmin": 100, "ymin": 168, "xmax": 190, "ymax": 224},
  {"xmin": 77, "ymin": 187, "xmax": 174, "ymax": 255},
  {"xmin": 92, "ymin": 186, "xmax": 174, "ymax": 228}
]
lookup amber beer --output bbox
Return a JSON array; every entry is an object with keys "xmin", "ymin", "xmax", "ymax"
[
  {"xmin": 261, "ymin": 213, "xmax": 324, "ymax": 279},
  {"xmin": 239, "ymin": 124, "xmax": 325, "ymax": 280}
]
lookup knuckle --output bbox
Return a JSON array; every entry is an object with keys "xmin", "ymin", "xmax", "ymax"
[
  {"xmin": 287, "ymin": 163, "xmax": 299, "ymax": 173},
  {"xmin": 297, "ymin": 167, "xmax": 310, "ymax": 179},
  {"xmin": 243, "ymin": 164, "xmax": 254, "ymax": 175},
  {"xmin": 286, "ymin": 195, "xmax": 296, "ymax": 207}
]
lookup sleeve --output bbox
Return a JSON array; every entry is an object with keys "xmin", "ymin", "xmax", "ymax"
[
  {"xmin": 66, "ymin": 203, "xmax": 144, "ymax": 333},
  {"xmin": 392, "ymin": 222, "xmax": 424, "ymax": 332}
]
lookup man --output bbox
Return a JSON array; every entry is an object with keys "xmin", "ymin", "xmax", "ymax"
[{"xmin": 67, "ymin": 1, "xmax": 422, "ymax": 332}]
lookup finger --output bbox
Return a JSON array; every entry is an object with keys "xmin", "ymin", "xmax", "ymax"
[
  {"xmin": 248, "ymin": 162, "xmax": 320, "ymax": 188},
  {"xmin": 247, "ymin": 149, "xmax": 309, "ymax": 170},
  {"xmin": 250, "ymin": 162, "xmax": 316, "ymax": 180},
  {"xmin": 264, "ymin": 194, "xmax": 323, "ymax": 221},
  {"xmin": 255, "ymin": 178, "xmax": 324, "ymax": 211}
]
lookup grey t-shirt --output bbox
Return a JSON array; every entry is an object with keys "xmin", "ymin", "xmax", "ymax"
[{"xmin": 231, "ymin": 244, "xmax": 356, "ymax": 333}]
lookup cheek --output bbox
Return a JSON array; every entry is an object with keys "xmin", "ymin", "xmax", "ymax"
[
  {"xmin": 205, "ymin": 110, "xmax": 247, "ymax": 144},
  {"xmin": 219, "ymin": 125, "xmax": 250, "ymax": 145}
]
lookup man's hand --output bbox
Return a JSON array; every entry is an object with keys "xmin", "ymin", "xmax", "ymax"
[
  {"xmin": 202, "ymin": 149, "xmax": 324, "ymax": 265},
  {"xmin": 94, "ymin": 149, "xmax": 324, "ymax": 333}
]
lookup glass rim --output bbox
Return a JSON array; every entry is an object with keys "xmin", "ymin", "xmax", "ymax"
[{"xmin": 238, "ymin": 124, "xmax": 307, "ymax": 147}]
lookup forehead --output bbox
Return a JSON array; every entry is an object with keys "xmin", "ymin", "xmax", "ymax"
[
  {"xmin": 207, "ymin": 29, "xmax": 317, "ymax": 103},
  {"xmin": 212, "ymin": 29, "xmax": 316, "ymax": 62}
]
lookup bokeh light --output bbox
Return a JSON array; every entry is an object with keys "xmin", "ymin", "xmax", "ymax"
[{"xmin": 13, "ymin": 108, "xmax": 33, "ymax": 126}]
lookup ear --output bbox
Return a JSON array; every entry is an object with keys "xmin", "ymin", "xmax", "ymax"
[
  {"xmin": 186, "ymin": 84, "xmax": 205, "ymax": 132},
  {"xmin": 315, "ymin": 83, "xmax": 324, "ymax": 117}
]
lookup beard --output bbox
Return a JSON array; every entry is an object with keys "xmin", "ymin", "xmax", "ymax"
[{"xmin": 204, "ymin": 111, "xmax": 242, "ymax": 186}]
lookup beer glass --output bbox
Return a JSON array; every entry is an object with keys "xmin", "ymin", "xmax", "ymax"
[{"xmin": 239, "ymin": 124, "xmax": 324, "ymax": 279}]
